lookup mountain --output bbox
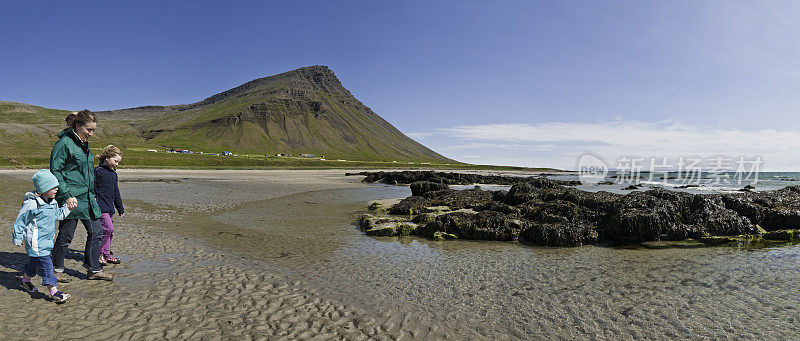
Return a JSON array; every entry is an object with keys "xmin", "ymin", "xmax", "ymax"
[{"xmin": 93, "ymin": 66, "xmax": 451, "ymax": 162}]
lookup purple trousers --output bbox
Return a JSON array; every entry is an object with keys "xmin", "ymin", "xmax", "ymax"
[{"xmin": 100, "ymin": 213, "xmax": 114, "ymax": 258}]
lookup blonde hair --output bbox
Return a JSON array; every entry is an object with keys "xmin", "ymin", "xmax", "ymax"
[
  {"xmin": 65, "ymin": 109, "xmax": 97, "ymax": 130},
  {"xmin": 98, "ymin": 145, "xmax": 122, "ymax": 162}
]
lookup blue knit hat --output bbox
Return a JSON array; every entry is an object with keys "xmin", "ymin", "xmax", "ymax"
[{"xmin": 32, "ymin": 169, "xmax": 59, "ymax": 194}]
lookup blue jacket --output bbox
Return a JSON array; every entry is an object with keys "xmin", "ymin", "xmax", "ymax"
[
  {"xmin": 12, "ymin": 191, "xmax": 71, "ymax": 257},
  {"xmin": 94, "ymin": 163, "xmax": 124, "ymax": 215}
]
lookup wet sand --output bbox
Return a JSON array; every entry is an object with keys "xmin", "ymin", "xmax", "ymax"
[
  {"xmin": 0, "ymin": 169, "xmax": 467, "ymax": 339},
  {"xmin": 1, "ymin": 169, "xmax": 798, "ymax": 339}
]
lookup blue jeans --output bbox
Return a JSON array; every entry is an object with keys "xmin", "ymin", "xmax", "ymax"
[
  {"xmin": 51, "ymin": 218, "xmax": 103, "ymax": 273},
  {"xmin": 23, "ymin": 255, "xmax": 57, "ymax": 287}
]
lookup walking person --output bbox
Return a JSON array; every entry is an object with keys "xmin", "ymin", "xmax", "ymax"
[
  {"xmin": 95, "ymin": 145, "xmax": 124, "ymax": 265},
  {"xmin": 49, "ymin": 110, "xmax": 112, "ymax": 281},
  {"xmin": 12, "ymin": 170, "xmax": 73, "ymax": 303}
]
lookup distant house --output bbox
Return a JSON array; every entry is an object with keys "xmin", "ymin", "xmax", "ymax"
[
  {"xmin": 222, "ymin": 151, "xmax": 233, "ymax": 156},
  {"xmin": 300, "ymin": 154, "xmax": 316, "ymax": 158},
  {"xmin": 147, "ymin": 149, "xmax": 158, "ymax": 153},
  {"xmin": 168, "ymin": 148, "xmax": 192, "ymax": 154}
]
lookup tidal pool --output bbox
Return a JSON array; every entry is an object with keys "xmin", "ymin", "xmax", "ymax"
[{"xmin": 219, "ymin": 184, "xmax": 800, "ymax": 339}]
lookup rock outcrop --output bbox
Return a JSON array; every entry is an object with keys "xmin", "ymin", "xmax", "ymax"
[
  {"xmin": 356, "ymin": 171, "xmax": 800, "ymax": 247},
  {"xmin": 350, "ymin": 171, "xmax": 581, "ymax": 186}
]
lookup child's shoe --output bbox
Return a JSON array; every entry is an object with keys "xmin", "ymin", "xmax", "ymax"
[
  {"xmin": 50, "ymin": 291, "xmax": 70, "ymax": 303},
  {"xmin": 19, "ymin": 278, "xmax": 37, "ymax": 293},
  {"xmin": 99, "ymin": 255, "xmax": 108, "ymax": 266},
  {"xmin": 106, "ymin": 256, "xmax": 121, "ymax": 264}
]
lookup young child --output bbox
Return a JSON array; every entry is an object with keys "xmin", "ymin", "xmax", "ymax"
[
  {"xmin": 95, "ymin": 145, "xmax": 124, "ymax": 265},
  {"xmin": 12, "ymin": 169, "xmax": 72, "ymax": 303}
]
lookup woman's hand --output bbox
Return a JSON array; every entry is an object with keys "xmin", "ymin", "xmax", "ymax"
[{"xmin": 66, "ymin": 197, "xmax": 78, "ymax": 210}]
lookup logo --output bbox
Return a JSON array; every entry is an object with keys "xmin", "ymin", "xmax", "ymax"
[{"xmin": 577, "ymin": 154, "xmax": 608, "ymax": 185}]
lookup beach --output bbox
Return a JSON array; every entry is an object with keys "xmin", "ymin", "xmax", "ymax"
[
  {"xmin": 1, "ymin": 169, "xmax": 798, "ymax": 339},
  {"xmin": 0, "ymin": 169, "xmax": 460, "ymax": 339}
]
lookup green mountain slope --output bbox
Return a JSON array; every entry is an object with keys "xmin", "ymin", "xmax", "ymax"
[{"xmin": 94, "ymin": 66, "xmax": 451, "ymax": 162}]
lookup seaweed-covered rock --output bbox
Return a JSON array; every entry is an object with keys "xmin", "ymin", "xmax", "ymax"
[
  {"xmin": 365, "ymin": 222, "xmax": 418, "ymax": 237},
  {"xmin": 520, "ymin": 200, "xmax": 585, "ymax": 225},
  {"xmin": 359, "ymin": 172, "xmax": 800, "ymax": 247},
  {"xmin": 599, "ymin": 190, "xmax": 696, "ymax": 243},
  {"xmin": 412, "ymin": 213, "xmax": 438, "ymax": 225},
  {"xmin": 353, "ymin": 170, "xmax": 579, "ymax": 186},
  {"xmin": 358, "ymin": 214, "xmax": 404, "ymax": 231},
  {"xmin": 690, "ymin": 195, "xmax": 755, "ymax": 236},
  {"xmin": 762, "ymin": 229, "xmax": 800, "ymax": 241},
  {"xmin": 357, "ymin": 214, "xmax": 417, "ymax": 236},
  {"xmin": 519, "ymin": 222, "xmax": 598, "ymax": 247},
  {"xmin": 419, "ymin": 211, "xmax": 524, "ymax": 241},
  {"xmin": 389, "ymin": 196, "xmax": 427, "ymax": 215},
  {"xmin": 424, "ymin": 189, "xmax": 496, "ymax": 211},
  {"xmin": 410, "ymin": 181, "xmax": 449, "ymax": 196}
]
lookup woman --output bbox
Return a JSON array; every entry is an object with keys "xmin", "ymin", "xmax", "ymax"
[{"xmin": 49, "ymin": 110, "xmax": 113, "ymax": 282}]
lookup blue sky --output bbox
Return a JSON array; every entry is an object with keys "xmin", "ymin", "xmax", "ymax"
[{"xmin": 3, "ymin": 1, "xmax": 800, "ymax": 170}]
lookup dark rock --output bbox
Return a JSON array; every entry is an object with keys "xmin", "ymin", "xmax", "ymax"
[
  {"xmin": 739, "ymin": 184, "xmax": 756, "ymax": 192},
  {"xmin": 690, "ymin": 195, "xmax": 755, "ymax": 236},
  {"xmin": 359, "ymin": 173, "xmax": 800, "ymax": 247},
  {"xmin": 357, "ymin": 171, "xmax": 579, "ymax": 186},
  {"xmin": 424, "ymin": 189, "xmax": 496, "ymax": 211},
  {"xmin": 389, "ymin": 196, "xmax": 427, "ymax": 215},
  {"xmin": 410, "ymin": 181, "xmax": 449, "ymax": 196},
  {"xmin": 519, "ymin": 222, "xmax": 598, "ymax": 247},
  {"xmin": 412, "ymin": 213, "xmax": 437, "ymax": 225},
  {"xmin": 419, "ymin": 211, "xmax": 523, "ymax": 241}
]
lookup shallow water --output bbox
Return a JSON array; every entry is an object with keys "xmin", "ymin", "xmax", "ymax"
[{"xmin": 218, "ymin": 183, "xmax": 800, "ymax": 339}]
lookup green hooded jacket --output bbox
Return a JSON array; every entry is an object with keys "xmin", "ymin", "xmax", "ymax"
[{"xmin": 50, "ymin": 128, "xmax": 101, "ymax": 220}]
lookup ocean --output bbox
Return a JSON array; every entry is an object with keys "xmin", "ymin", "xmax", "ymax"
[{"xmin": 547, "ymin": 171, "xmax": 800, "ymax": 194}]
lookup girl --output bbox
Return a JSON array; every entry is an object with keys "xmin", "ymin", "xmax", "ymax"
[{"xmin": 95, "ymin": 145, "xmax": 125, "ymax": 265}]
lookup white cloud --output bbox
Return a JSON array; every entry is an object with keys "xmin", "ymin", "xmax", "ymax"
[{"xmin": 432, "ymin": 121, "xmax": 800, "ymax": 170}]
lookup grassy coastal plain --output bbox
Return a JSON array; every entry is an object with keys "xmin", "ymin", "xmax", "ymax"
[{"xmin": 0, "ymin": 146, "xmax": 549, "ymax": 171}]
